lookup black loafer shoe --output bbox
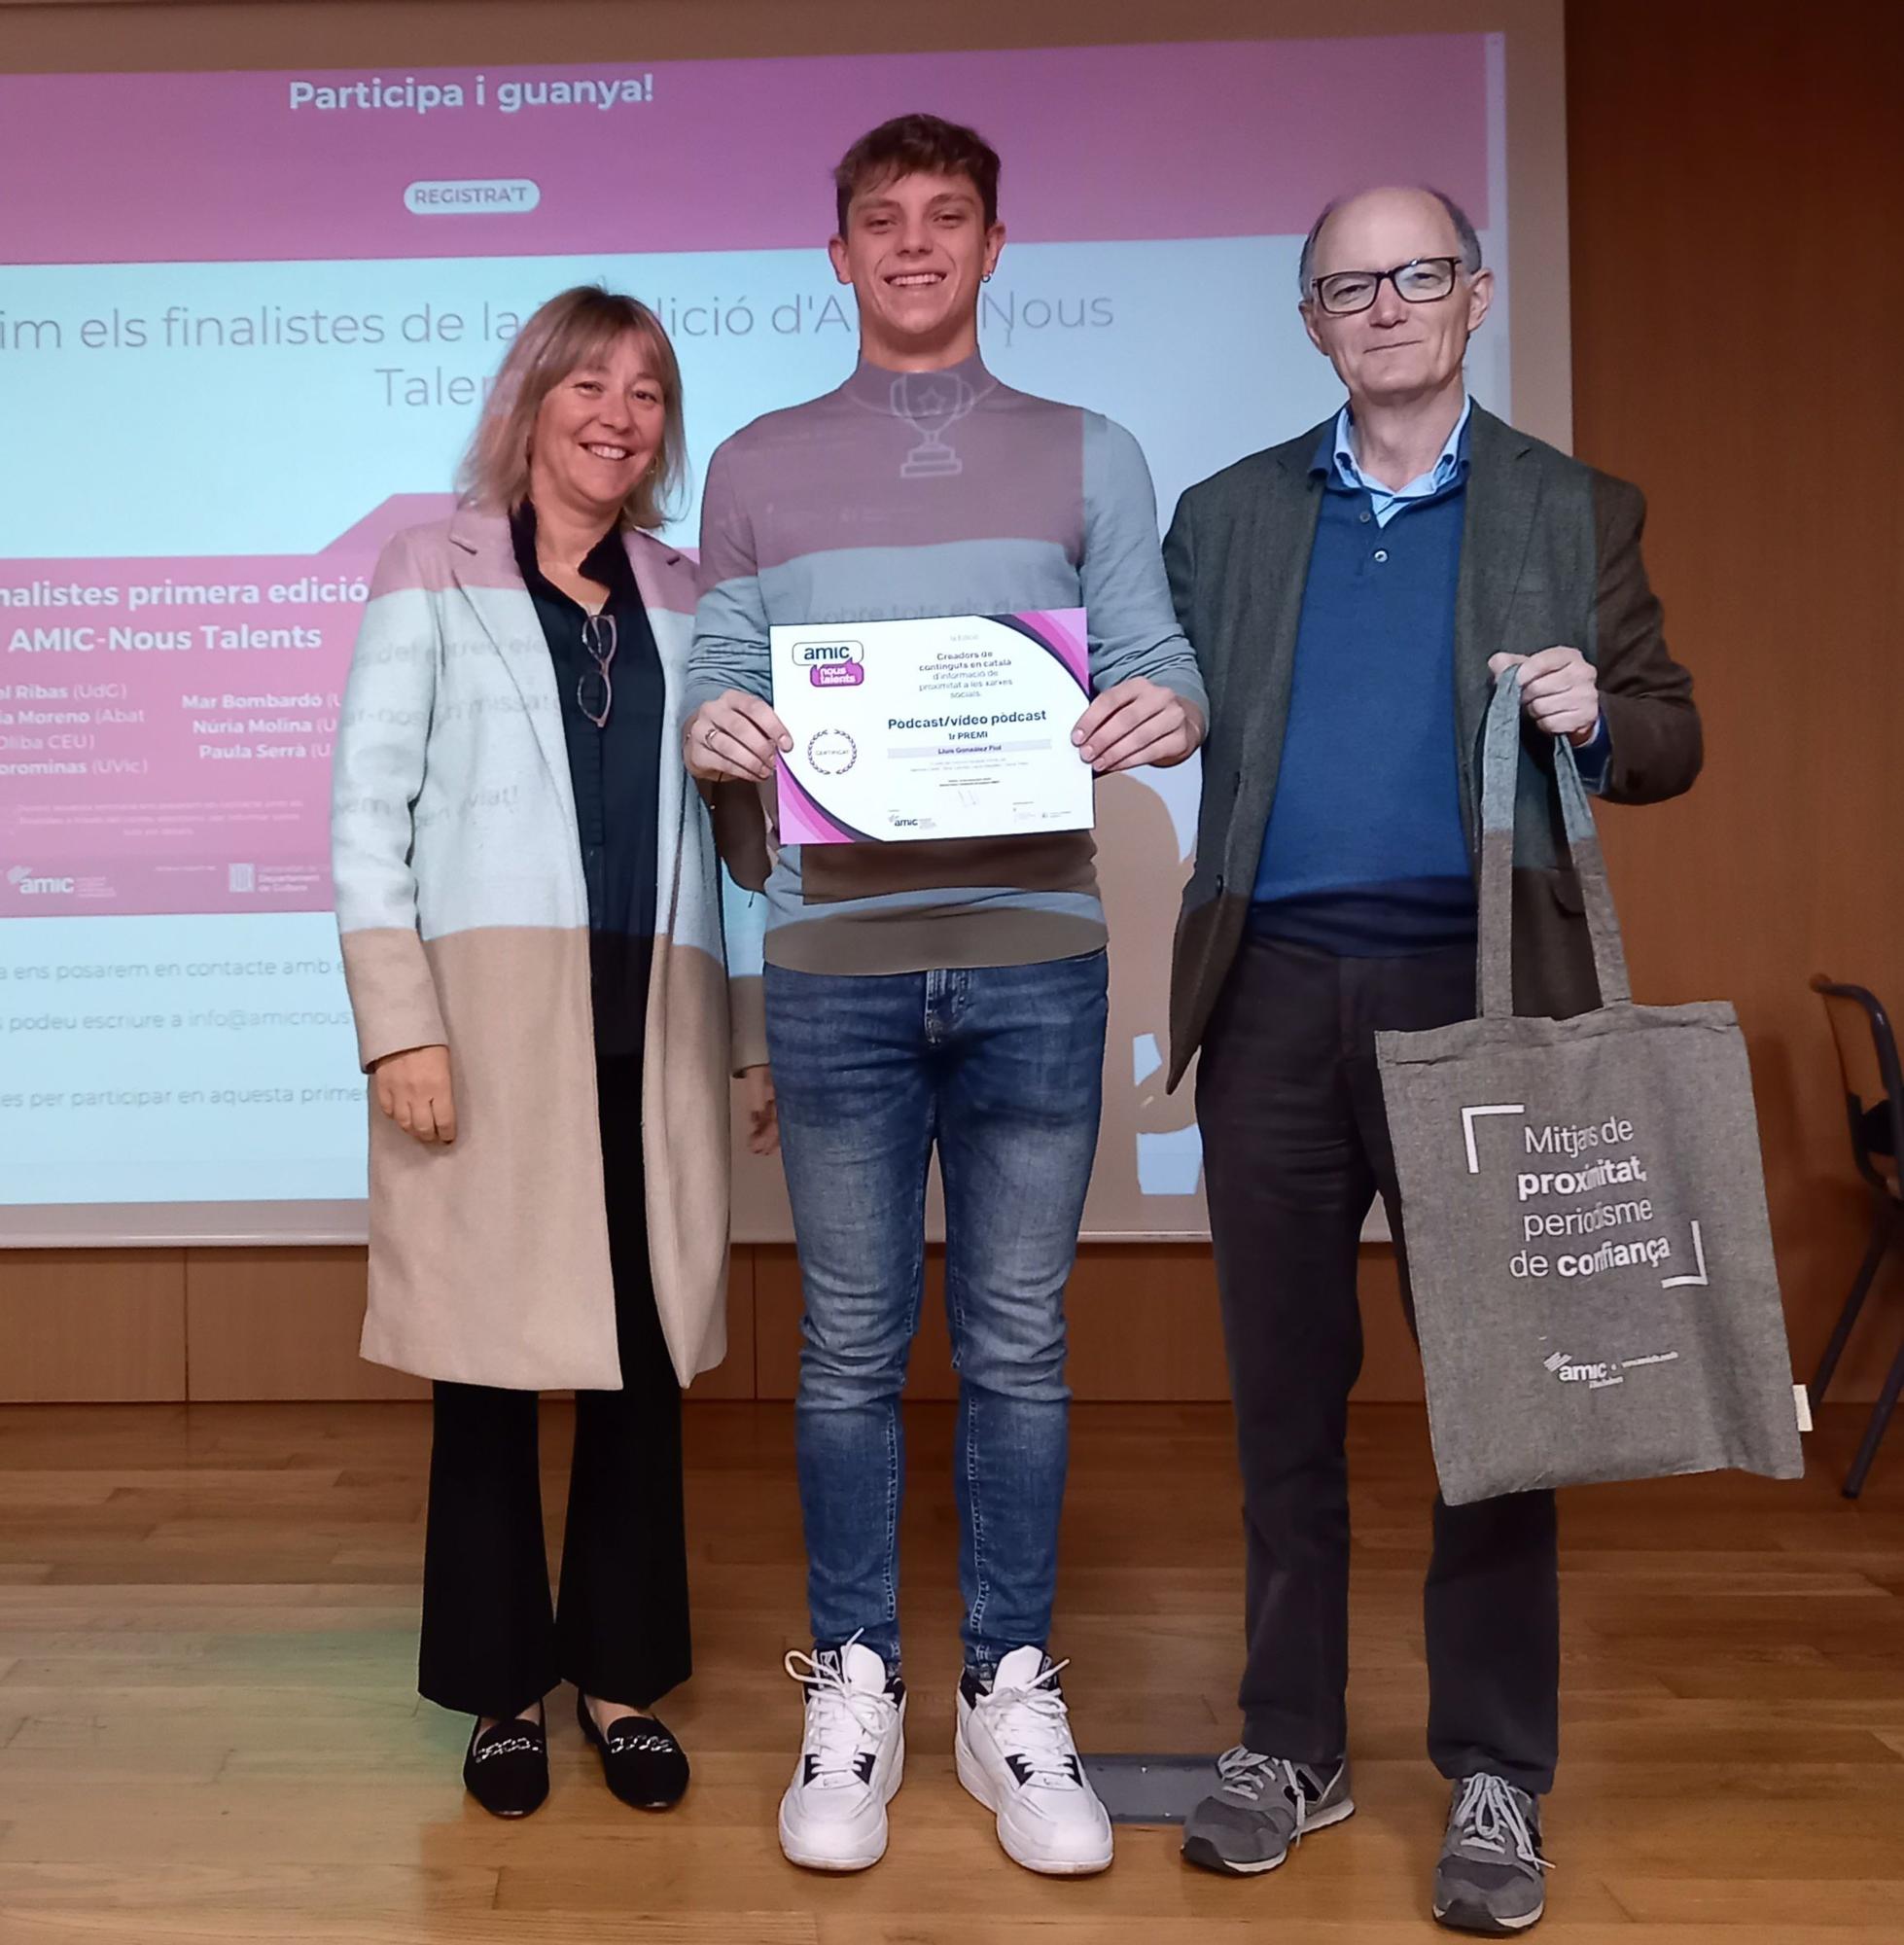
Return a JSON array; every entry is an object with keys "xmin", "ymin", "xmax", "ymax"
[
  {"xmin": 463, "ymin": 1711, "xmax": 548, "ymax": 1819},
  {"xmin": 576, "ymin": 1689, "xmax": 690, "ymax": 1810}
]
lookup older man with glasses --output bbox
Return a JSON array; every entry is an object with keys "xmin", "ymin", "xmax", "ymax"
[{"xmin": 1161, "ymin": 187, "xmax": 1703, "ymax": 1931}]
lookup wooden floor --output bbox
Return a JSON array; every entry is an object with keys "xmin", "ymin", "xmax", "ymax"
[{"xmin": 0, "ymin": 1400, "xmax": 1898, "ymax": 1942}]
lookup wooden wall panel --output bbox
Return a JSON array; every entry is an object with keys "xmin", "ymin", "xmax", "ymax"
[
  {"xmin": 184, "ymin": 1247, "xmax": 424, "ymax": 1401},
  {"xmin": 0, "ymin": 1235, "xmax": 1417, "ymax": 1405},
  {"xmin": 1565, "ymin": 0, "xmax": 1904, "ymax": 1397},
  {"xmin": 1063, "ymin": 1248, "xmax": 1231, "ymax": 1403},
  {"xmin": 0, "ymin": 1250, "xmax": 185, "ymax": 1400},
  {"xmin": 0, "ymin": 1241, "xmax": 1296, "ymax": 1404}
]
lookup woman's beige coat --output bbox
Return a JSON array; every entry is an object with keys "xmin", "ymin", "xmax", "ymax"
[{"xmin": 331, "ymin": 507, "xmax": 765, "ymax": 1390}]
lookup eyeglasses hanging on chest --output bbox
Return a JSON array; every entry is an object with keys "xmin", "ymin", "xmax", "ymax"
[{"xmin": 578, "ymin": 612, "xmax": 617, "ymax": 728}]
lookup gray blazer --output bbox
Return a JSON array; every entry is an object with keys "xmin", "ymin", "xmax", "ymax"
[{"xmin": 1164, "ymin": 404, "xmax": 1702, "ymax": 1088}]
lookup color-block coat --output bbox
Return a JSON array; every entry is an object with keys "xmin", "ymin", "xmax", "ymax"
[{"xmin": 331, "ymin": 505, "xmax": 766, "ymax": 1391}]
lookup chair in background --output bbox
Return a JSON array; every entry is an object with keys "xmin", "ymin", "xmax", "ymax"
[{"xmin": 1809, "ymin": 976, "xmax": 1904, "ymax": 1498}]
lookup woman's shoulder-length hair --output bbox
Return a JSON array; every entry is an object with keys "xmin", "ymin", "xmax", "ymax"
[{"xmin": 455, "ymin": 285, "xmax": 686, "ymax": 531}]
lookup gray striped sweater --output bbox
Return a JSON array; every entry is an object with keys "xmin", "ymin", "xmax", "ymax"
[{"xmin": 687, "ymin": 353, "xmax": 1205, "ymax": 975}]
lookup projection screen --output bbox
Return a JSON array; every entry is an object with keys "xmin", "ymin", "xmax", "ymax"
[{"xmin": 0, "ymin": 3, "xmax": 1569, "ymax": 1243}]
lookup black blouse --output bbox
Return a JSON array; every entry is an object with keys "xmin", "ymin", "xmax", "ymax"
[{"xmin": 509, "ymin": 502, "xmax": 665, "ymax": 1061}]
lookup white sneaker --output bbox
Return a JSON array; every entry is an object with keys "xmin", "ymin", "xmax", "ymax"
[
  {"xmin": 955, "ymin": 1645, "xmax": 1113, "ymax": 1876},
  {"xmin": 777, "ymin": 1641, "xmax": 905, "ymax": 1872}
]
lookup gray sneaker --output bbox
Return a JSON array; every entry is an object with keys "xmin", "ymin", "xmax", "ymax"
[
  {"xmin": 1181, "ymin": 1748, "xmax": 1354, "ymax": 1876},
  {"xmin": 1432, "ymin": 1774, "xmax": 1552, "ymax": 1932}
]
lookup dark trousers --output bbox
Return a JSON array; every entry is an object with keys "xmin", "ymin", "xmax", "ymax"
[
  {"xmin": 1197, "ymin": 937, "xmax": 1560, "ymax": 1796},
  {"xmin": 416, "ymin": 1055, "xmax": 690, "ymax": 1719}
]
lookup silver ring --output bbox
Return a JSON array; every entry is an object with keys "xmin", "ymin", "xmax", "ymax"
[{"xmin": 704, "ymin": 723, "xmax": 718, "ymax": 748}]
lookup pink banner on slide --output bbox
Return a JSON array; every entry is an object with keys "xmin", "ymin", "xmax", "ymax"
[
  {"xmin": 0, "ymin": 497, "xmax": 444, "ymax": 918},
  {"xmin": 0, "ymin": 38, "xmax": 1492, "ymax": 265}
]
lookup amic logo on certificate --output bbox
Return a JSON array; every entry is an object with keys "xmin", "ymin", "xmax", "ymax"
[{"xmin": 769, "ymin": 612, "xmax": 1095, "ymax": 845}]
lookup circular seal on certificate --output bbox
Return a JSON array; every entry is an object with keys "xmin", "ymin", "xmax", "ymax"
[{"xmin": 807, "ymin": 728, "xmax": 858, "ymax": 775}]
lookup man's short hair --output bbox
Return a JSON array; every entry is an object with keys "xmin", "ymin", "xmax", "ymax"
[
  {"xmin": 833, "ymin": 113, "xmax": 1001, "ymax": 234},
  {"xmin": 1297, "ymin": 189, "xmax": 1483, "ymax": 296}
]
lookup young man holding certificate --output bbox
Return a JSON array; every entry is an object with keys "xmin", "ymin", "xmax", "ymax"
[{"xmin": 684, "ymin": 114, "xmax": 1205, "ymax": 1878}]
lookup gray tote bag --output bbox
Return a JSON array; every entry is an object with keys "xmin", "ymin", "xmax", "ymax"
[{"xmin": 1375, "ymin": 673, "xmax": 1804, "ymax": 1504}]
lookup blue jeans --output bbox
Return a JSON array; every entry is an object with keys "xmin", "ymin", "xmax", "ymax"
[{"xmin": 765, "ymin": 951, "xmax": 1109, "ymax": 1678}]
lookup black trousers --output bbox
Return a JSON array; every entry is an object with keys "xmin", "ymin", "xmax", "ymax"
[
  {"xmin": 416, "ymin": 1055, "xmax": 690, "ymax": 1719},
  {"xmin": 1198, "ymin": 937, "xmax": 1560, "ymax": 1795}
]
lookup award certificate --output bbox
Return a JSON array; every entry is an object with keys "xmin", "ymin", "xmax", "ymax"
[{"xmin": 769, "ymin": 610, "xmax": 1094, "ymax": 845}]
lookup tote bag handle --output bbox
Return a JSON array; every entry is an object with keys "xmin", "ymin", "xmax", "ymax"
[{"xmin": 1477, "ymin": 669, "xmax": 1631, "ymax": 1020}]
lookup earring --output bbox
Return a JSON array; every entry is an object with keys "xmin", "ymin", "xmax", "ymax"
[{"xmin": 982, "ymin": 272, "xmax": 993, "ymax": 283}]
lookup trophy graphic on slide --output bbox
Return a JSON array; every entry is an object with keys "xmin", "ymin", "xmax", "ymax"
[{"xmin": 891, "ymin": 371, "xmax": 976, "ymax": 478}]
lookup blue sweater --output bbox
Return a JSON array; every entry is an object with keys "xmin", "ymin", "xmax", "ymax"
[{"xmin": 1251, "ymin": 455, "xmax": 1476, "ymax": 954}]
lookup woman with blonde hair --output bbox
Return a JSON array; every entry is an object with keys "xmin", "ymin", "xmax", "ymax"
[{"xmin": 332, "ymin": 286, "xmax": 772, "ymax": 1818}]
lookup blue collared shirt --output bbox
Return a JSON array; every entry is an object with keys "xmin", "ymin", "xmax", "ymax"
[
  {"xmin": 1322, "ymin": 397, "xmax": 1610, "ymax": 789},
  {"xmin": 1331, "ymin": 396, "xmax": 1472, "ymax": 527}
]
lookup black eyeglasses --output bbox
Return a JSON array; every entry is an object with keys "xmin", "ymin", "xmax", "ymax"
[
  {"xmin": 578, "ymin": 613, "xmax": 617, "ymax": 728},
  {"xmin": 1310, "ymin": 256, "xmax": 1463, "ymax": 316}
]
